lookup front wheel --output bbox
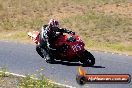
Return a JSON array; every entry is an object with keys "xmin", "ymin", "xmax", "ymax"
[{"xmin": 80, "ymin": 50, "xmax": 95, "ymax": 66}]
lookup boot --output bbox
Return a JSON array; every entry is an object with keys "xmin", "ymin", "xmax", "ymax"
[{"xmin": 36, "ymin": 45, "xmax": 44, "ymax": 58}]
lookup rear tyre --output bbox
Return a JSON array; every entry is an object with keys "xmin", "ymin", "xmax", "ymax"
[{"xmin": 80, "ymin": 50, "xmax": 95, "ymax": 66}]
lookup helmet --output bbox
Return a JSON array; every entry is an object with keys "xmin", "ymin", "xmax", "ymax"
[{"xmin": 48, "ymin": 19, "xmax": 59, "ymax": 28}]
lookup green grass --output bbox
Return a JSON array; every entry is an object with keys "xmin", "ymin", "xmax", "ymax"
[
  {"xmin": 85, "ymin": 38, "xmax": 132, "ymax": 53},
  {"xmin": 19, "ymin": 75, "xmax": 59, "ymax": 88},
  {"xmin": 0, "ymin": 67, "xmax": 60, "ymax": 88},
  {"xmin": 62, "ymin": 11, "xmax": 132, "ymax": 43},
  {"xmin": 61, "ymin": 11, "xmax": 132, "ymax": 54},
  {"xmin": 0, "ymin": 0, "xmax": 132, "ymax": 55},
  {"xmin": 0, "ymin": 31, "xmax": 30, "ymax": 43},
  {"xmin": 19, "ymin": 68, "xmax": 61, "ymax": 88},
  {"xmin": 0, "ymin": 67, "xmax": 7, "ymax": 77}
]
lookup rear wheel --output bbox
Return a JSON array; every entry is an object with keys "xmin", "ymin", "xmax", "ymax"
[{"xmin": 80, "ymin": 50, "xmax": 95, "ymax": 66}]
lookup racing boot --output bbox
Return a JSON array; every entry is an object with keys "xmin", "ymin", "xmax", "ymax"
[{"xmin": 36, "ymin": 45, "xmax": 44, "ymax": 58}]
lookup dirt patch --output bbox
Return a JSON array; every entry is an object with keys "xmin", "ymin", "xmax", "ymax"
[
  {"xmin": 0, "ymin": 75, "xmax": 21, "ymax": 88},
  {"xmin": 50, "ymin": 2, "xmax": 132, "ymax": 19},
  {"xmin": 43, "ymin": 5, "xmax": 87, "ymax": 20},
  {"xmin": 92, "ymin": 3, "xmax": 132, "ymax": 17}
]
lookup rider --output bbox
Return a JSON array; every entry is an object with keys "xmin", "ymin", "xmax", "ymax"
[{"xmin": 36, "ymin": 19, "xmax": 75, "ymax": 58}]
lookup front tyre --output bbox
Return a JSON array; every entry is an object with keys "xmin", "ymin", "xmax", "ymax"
[{"xmin": 80, "ymin": 50, "xmax": 95, "ymax": 66}]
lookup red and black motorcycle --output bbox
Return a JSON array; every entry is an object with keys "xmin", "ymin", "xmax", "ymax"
[{"xmin": 28, "ymin": 31, "xmax": 95, "ymax": 66}]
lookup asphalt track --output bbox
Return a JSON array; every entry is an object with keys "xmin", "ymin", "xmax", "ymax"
[{"xmin": 0, "ymin": 41, "xmax": 132, "ymax": 88}]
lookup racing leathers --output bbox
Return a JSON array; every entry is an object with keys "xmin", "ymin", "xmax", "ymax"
[{"xmin": 36, "ymin": 25, "xmax": 75, "ymax": 58}]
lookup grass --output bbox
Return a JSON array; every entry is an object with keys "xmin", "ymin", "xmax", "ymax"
[
  {"xmin": 0, "ymin": 0, "xmax": 132, "ymax": 55},
  {"xmin": 0, "ymin": 31, "xmax": 31, "ymax": 43},
  {"xmin": 61, "ymin": 11, "xmax": 132, "ymax": 54},
  {"xmin": 0, "ymin": 67, "xmax": 7, "ymax": 77},
  {"xmin": 0, "ymin": 67, "xmax": 61, "ymax": 88},
  {"xmin": 19, "ymin": 75, "xmax": 59, "ymax": 88}
]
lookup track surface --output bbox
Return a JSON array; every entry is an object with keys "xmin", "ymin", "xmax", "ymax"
[{"xmin": 0, "ymin": 41, "xmax": 132, "ymax": 88}]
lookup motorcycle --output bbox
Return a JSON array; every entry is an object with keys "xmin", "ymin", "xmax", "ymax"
[{"xmin": 28, "ymin": 31, "xmax": 95, "ymax": 66}]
